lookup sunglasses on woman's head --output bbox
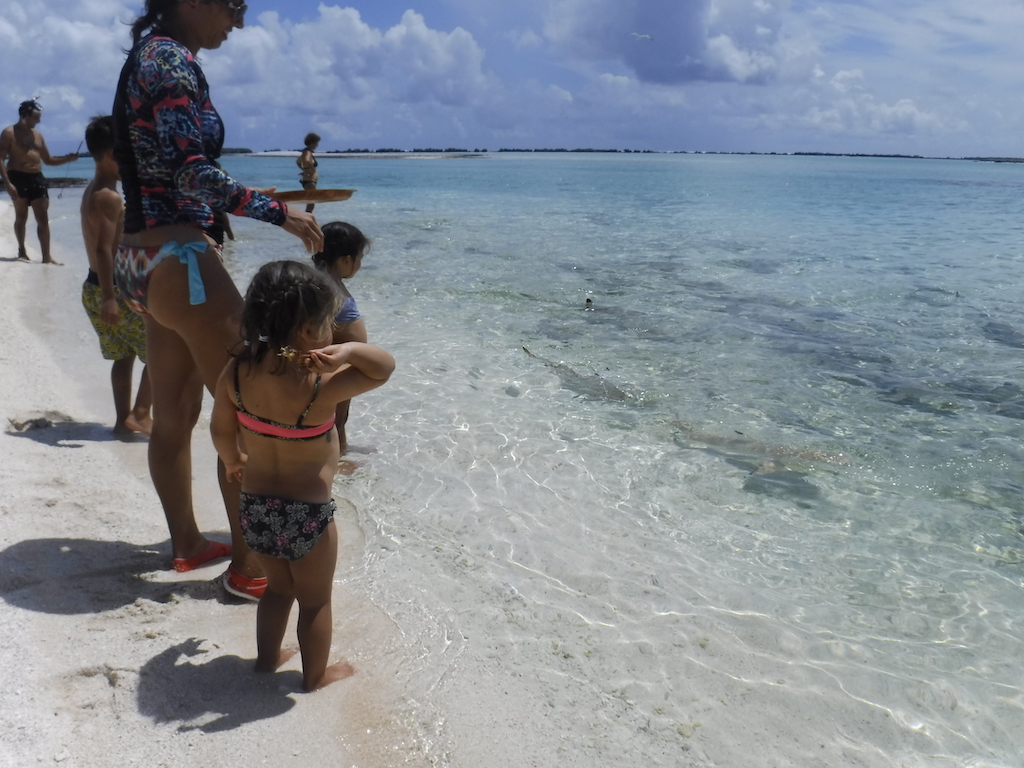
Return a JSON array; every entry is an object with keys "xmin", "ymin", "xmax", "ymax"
[{"xmin": 221, "ymin": 0, "xmax": 247, "ymax": 23}]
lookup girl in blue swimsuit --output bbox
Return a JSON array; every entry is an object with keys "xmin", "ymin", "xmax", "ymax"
[
  {"xmin": 312, "ymin": 221, "xmax": 371, "ymax": 458},
  {"xmin": 211, "ymin": 260, "xmax": 394, "ymax": 692}
]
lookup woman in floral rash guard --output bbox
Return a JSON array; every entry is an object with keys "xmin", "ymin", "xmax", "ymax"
[{"xmin": 112, "ymin": 0, "xmax": 324, "ymax": 600}]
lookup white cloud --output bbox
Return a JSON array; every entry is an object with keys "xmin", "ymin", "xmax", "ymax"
[
  {"xmin": 508, "ymin": 28, "xmax": 544, "ymax": 49},
  {"xmin": 382, "ymin": 11, "xmax": 489, "ymax": 103},
  {"xmin": 830, "ymin": 69, "xmax": 864, "ymax": 95},
  {"xmin": 0, "ymin": 1, "xmax": 498, "ymax": 148},
  {"xmin": 542, "ymin": 0, "xmax": 788, "ymax": 84},
  {"xmin": 801, "ymin": 69, "xmax": 956, "ymax": 137},
  {"xmin": 205, "ymin": 7, "xmax": 496, "ymax": 147},
  {"xmin": 0, "ymin": 0, "xmax": 127, "ymax": 141},
  {"xmin": 0, "ymin": 15, "xmax": 22, "ymax": 51},
  {"xmin": 549, "ymin": 85, "xmax": 574, "ymax": 103},
  {"xmin": 598, "ymin": 73, "xmax": 632, "ymax": 89},
  {"xmin": 0, "ymin": 0, "xmax": 1022, "ymax": 155},
  {"xmin": 706, "ymin": 33, "xmax": 778, "ymax": 81}
]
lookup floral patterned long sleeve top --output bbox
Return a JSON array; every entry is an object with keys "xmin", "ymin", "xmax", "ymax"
[{"xmin": 113, "ymin": 34, "xmax": 287, "ymax": 238}]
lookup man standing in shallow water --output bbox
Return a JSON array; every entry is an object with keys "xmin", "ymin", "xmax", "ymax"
[{"xmin": 0, "ymin": 100, "xmax": 79, "ymax": 264}]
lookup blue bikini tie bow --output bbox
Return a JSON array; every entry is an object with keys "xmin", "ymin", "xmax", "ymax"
[{"xmin": 157, "ymin": 241, "xmax": 209, "ymax": 305}]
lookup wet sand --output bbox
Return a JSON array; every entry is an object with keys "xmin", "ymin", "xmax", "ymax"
[{"xmin": 0, "ymin": 199, "xmax": 392, "ymax": 767}]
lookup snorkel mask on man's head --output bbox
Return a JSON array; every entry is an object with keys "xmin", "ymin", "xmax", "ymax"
[{"xmin": 18, "ymin": 99, "xmax": 42, "ymax": 119}]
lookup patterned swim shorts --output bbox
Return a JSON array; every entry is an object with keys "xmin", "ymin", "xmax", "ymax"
[
  {"xmin": 239, "ymin": 492, "xmax": 336, "ymax": 561},
  {"xmin": 81, "ymin": 275, "xmax": 148, "ymax": 362}
]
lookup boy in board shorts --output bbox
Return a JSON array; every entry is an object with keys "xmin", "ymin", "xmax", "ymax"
[{"xmin": 80, "ymin": 115, "xmax": 152, "ymax": 436}]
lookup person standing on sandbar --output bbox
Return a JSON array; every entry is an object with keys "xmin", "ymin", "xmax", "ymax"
[
  {"xmin": 297, "ymin": 132, "xmax": 320, "ymax": 213},
  {"xmin": 0, "ymin": 100, "xmax": 79, "ymax": 264}
]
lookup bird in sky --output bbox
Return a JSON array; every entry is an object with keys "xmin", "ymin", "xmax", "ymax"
[{"xmin": 631, "ymin": 32, "xmax": 653, "ymax": 41}]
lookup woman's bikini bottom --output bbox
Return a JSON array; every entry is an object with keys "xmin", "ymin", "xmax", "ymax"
[{"xmin": 114, "ymin": 240, "xmax": 221, "ymax": 316}]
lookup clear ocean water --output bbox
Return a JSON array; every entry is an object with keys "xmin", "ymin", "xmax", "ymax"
[{"xmin": 57, "ymin": 152, "xmax": 1024, "ymax": 765}]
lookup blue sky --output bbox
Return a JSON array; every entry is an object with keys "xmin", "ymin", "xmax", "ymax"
[{"xmin": 3, "ymin": 0, "xmax": 1024, "ymax": 157}]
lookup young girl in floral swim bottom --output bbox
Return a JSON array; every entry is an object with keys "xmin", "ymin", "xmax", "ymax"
[{"xmin": 211, "ymin": 260, "xmax": 395, "ymax": 692}]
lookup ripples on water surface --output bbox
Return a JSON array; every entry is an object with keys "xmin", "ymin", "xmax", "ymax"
[{"xmin": 63, "ymin": 153, "xmax": 1024, "ymax": 766}]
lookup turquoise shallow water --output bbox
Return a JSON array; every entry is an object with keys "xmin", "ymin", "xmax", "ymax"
[{"xmin": 52, "ymin": 153, "xmax": 1024, "ymax": 765}]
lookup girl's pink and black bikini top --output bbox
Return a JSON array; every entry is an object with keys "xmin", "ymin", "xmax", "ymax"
[{"xmin": 233, "ymin": 363, "xmax": 335, "ymax": 441}]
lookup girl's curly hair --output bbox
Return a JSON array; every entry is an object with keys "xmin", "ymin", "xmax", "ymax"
[{"xmin": 237, "ymin": 260, "xmax": 341, "ymax": 373}]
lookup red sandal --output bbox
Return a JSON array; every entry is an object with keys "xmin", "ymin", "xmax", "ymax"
[
  {"xmin": 171, "ymin": 540, "xmax": 231, "ymax": 573},
  {"xmin": 223, "ymin": 565, "xmax": 268, "ymax": 602}
]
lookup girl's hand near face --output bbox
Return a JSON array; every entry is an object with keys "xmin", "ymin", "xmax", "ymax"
[
  {"xmin": 305, "ymin": 343, "xmax": 351, "ymax": 373},
  {"xmin": 309, "ymin": 342, "xmax": 396, "ymax": 381}
]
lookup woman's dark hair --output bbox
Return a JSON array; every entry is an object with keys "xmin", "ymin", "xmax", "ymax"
[
  {"xmin": 130, "ymin": 0, "xmax": 178, "ymax": 43},
  {"xmin": 312, "ymin": 221, "xmax": 371, "ymax": 270},
  {"xmin": 238, "ymin": 261, "xmax": 341, "ymax": 373},
  {"xmin": 304, "ymin": 132, "xmax": 321, "ymax": 148}
]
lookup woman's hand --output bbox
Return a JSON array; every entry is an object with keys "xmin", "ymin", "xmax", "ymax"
[{"xmin": 282, "ymin": 207, "xmax": 323, "ymax": 253}]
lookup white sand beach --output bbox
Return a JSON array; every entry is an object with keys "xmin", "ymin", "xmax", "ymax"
[{"xmin": 0, "ymin": 198, "xmax": 408, "ymax": 768}]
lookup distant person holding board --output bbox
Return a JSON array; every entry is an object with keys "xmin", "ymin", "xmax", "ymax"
[
  {"xmin": 80, "ymin": 115, "xmax": 152, "ymax": 437},
  {"xmin": 0, "ymin": 99, "xmax": 79, "ymax": 264},
  {"xmin": 112, "ymin": 0, "xmax": 323, "ymax": 598},
  {"xmin": 297, "ymin": 132, "xmax": 320, "ymax": 213}
]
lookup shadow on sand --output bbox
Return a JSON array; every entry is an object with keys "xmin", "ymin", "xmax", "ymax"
[
  {"xmin": 6, "ymin": 410, "xmax": 143, "ymax": 446},
  {"xmin": 137, "ymin": 638, "xmax": 302, "ymax": 732},
  {"xmin": 0, "ymin": 537, "xmax": 231, "ymax": 614}
]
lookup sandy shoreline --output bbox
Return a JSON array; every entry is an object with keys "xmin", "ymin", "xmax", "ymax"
[
  {"xmin": 249, "ymin": 151, "xmax": 486, "ymax": 160},
  {"xmin": 0, "ymin": 191, "xmax": 585, "ymax": 768},
  {"xmin": 3, "ymin": 188, "xmax": 821, "ymax": 768},
  {"xmin": 0, "ymin": 198, "xmax": 402, "ymax": 767},
  {"xmin": 4, "ymin": 179, "xmax": 988, "ymax": 765}
]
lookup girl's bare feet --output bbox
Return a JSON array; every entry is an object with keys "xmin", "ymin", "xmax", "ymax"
[
  {"xmin": 337, "ymin": 445, "xmax": 375, "ymax": 475},
  {"xmin": 336, "ymin": 458, "xmax": 365, "ymax": 476},
  {"xmin": 124, "ymin": 412, "xmax": 153, "ymax": 436},
  {"xmin": 305, "ymin": 660, "xmax": 355, "ymax": 692}
]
